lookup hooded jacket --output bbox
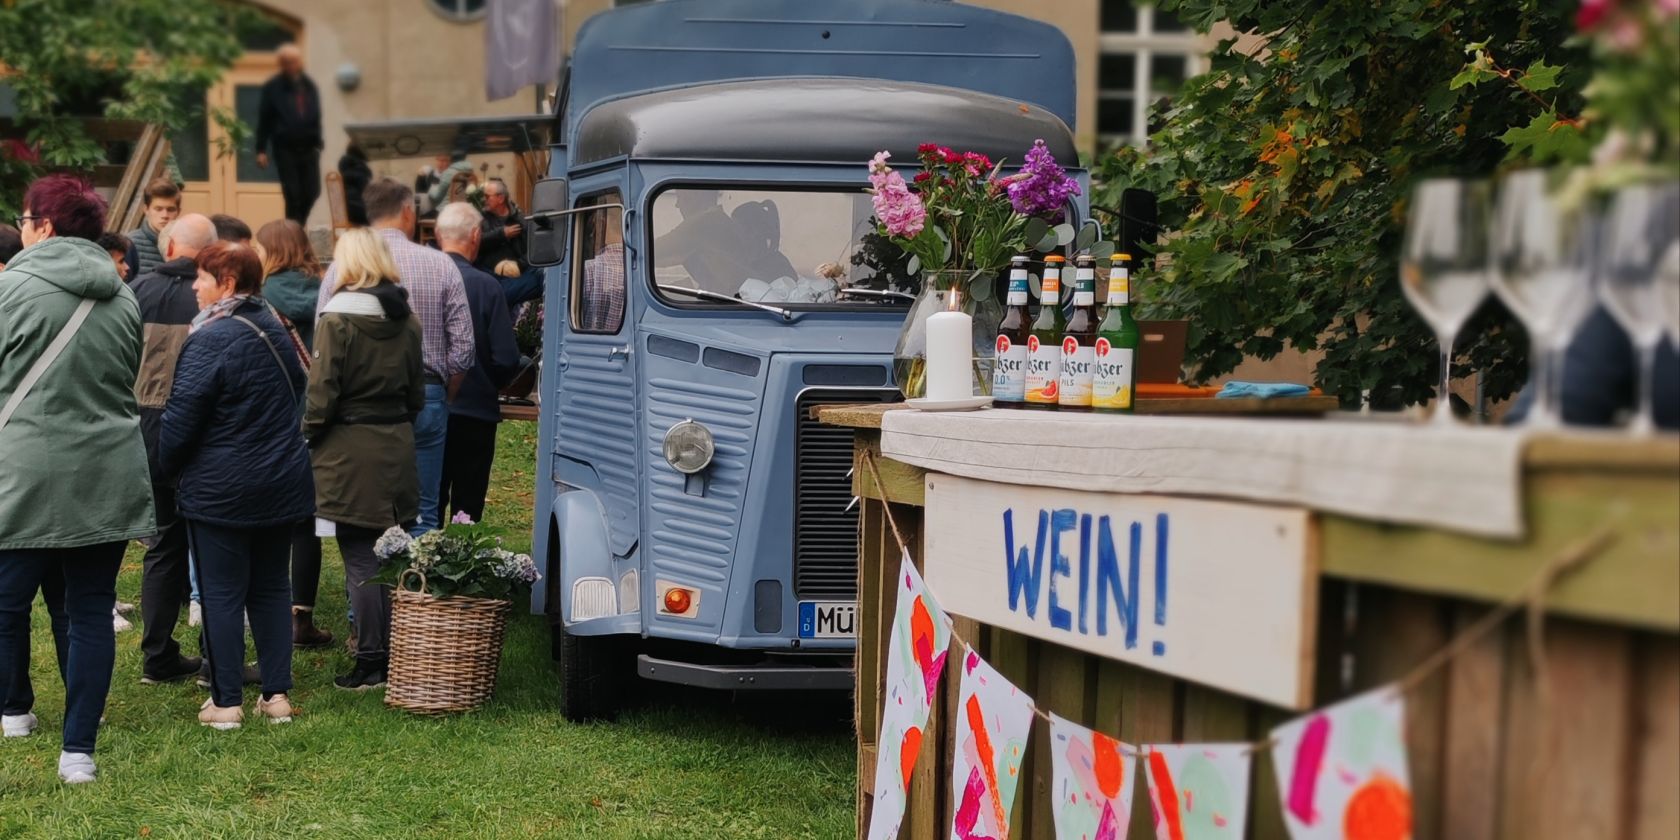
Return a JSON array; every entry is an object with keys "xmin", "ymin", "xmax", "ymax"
[
  {"xmin": 0, "ymin": 236, "xmax": 155, "ymax": 550},
  {"xmin": 158, "ymin": 299, "xmax": 315, "ymax": 528},
  {"xmin": 304, "ymin": 283, "xmax": 425, "ymax": 530},
  {"xmin": 130, "ymin": 256, "xmax": 201, "ymax": 486}
]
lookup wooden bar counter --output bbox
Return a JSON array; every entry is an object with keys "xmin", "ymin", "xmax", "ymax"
[{"xmin": 823, "ymin": 402, "xmax": 1680, "ymax": 840}]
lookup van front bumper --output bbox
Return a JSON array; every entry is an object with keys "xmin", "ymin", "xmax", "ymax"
[{"xmin": 637, "ymin": 654, "xmax": 852, "ymax": 691}]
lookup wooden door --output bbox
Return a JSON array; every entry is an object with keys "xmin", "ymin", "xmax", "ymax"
[{"xmin": 213, "ymin": 65, "xmax": 286, "ymax": 228}]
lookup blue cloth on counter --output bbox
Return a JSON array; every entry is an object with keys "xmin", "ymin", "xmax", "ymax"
[{"xmin": 1216, "ymin": 381, "xmax": 1312, "ymax": 399}]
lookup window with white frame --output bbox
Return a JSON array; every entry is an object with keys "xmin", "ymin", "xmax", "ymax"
[{"xmin": 1097, "ymin": 0, "xmax": 1205, "ymax": 146}]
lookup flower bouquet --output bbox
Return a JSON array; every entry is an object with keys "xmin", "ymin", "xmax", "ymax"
[
  {"xmin": 375, "ymin": 514, "xmax": 538, "ymax": 714},
  {"xmin": 870, "ymin": 140, "xmax": 1111, "ymax": 397}
]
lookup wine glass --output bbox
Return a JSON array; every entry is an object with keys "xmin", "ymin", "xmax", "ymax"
[
  {"xmin": 1489, "ymin": 170, "xmax": 1598, "ymax": 428},
  {"xmin": 1599, "ymin": 181, "xmax": 1680, "ymax": 436},
  {"xmin": 1401, "ymin": 178, "xmax": 1493, "ymax": 424}
]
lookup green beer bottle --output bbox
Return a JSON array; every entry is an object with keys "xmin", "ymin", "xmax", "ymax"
[
  {"xmin": 1093, "ymin": 254, "xmax": 1140, "ymax": 413},
  {"xmin": 1024, "ymin": 254, "xmax": 1066, "ymax": 410}
]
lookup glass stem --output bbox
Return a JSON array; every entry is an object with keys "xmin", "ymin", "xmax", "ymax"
[
  {"xmin": 1633, "ymin": 339, "xmax": 1658, "ymax": 436},
  {"xmin": 1527, "ymin": 337, "xmax": 1556, "ymax": 426},
  {"xmin": 1434, "ymin": 337, "xmax": 1455, "ymax": 423}
]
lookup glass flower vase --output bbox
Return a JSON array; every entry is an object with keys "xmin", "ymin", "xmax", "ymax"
[{"xmin": 892, "ymin": 270, "xmax": 1002, "ymax": 400}]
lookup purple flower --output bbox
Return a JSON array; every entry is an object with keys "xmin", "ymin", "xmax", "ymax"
[
  {"xmin": 1006, "ymin": 139, "xmax": 1082, "ymax": 219},
  {"xmin": 452, "ymin": 511, "xmax": 475, "ymax": 526}
]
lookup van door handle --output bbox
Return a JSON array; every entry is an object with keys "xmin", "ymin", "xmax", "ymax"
[
  {"xmin": 608, "ymin": 345, "xmax": 631, "ymax": 362},
  {"xmin": 555, "ymin": 352, "xmax": 569, "ymax": 371}
]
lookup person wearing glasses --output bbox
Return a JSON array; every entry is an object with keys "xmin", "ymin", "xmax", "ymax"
[{"xmin": 0, "ymin": 176, "xmax": 155, "ymax": 783}]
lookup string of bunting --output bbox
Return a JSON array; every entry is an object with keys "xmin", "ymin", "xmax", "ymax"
[{"xmin": 858, "ymin": 449, "xmax": 1613, "ymax": 840}]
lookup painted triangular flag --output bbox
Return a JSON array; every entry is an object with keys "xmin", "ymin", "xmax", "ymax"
[
  {"xmin": 950, "ymin": 650, "xmax": 1035, "ymax": 840},
  {"xmin": 1142, "ymin": 743, "xmax": 1251, "ymax": 840},
  {"xmin": 1268, "ymin": 688, "xmax": 1411, "ymax": 840},
  {"xmin": 1049, "ymin": 712, "xmax": 1137, "ymax": 840},
  {"xmin": 866, "ymin": 553, "xmax": 954, "ymax": 840}
]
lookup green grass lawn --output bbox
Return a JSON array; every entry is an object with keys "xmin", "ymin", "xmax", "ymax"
[{"xmin": 0, "ymin": 422, "xmax": 856, "ymax": 839}]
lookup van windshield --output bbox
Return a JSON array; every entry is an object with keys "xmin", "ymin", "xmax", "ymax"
[{"xmin": 650, "ymin": 187, "xmax": 916, "ymax": 308}]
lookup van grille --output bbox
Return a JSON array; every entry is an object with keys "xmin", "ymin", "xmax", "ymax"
[{"xmin": 794, "ymin": 389, "xmax": 894, "ymax": 600}]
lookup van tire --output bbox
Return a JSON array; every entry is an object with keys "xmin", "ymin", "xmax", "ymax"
[{"xmin": 555, "ymin": 622, "xmax": 625, "ymax": 722}]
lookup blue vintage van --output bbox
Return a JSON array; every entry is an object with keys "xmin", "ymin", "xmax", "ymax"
[{"xmin": 519, "ymin": 0, "xmax": 1086, "ymax": 720}]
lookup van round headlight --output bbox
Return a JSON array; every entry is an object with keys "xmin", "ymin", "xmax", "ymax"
[{"xmin": 662, "ymin": 419, "xmax": 715, "ymax": 474}]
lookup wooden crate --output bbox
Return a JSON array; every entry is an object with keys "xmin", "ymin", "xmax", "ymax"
[{"xmin": 834, "ymin": 412, "xmax": 1680, "ymax": 840}]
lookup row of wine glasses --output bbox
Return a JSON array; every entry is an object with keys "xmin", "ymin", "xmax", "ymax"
[{"xmin": 1400, "ymin": 173, "xmax": 1680, "ymax": 433}]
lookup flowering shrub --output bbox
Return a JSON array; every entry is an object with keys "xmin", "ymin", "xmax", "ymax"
[
  {"xmin": 866, "ymin": 141, "xmax": 1091, "ymax": 301},
  {"xmin": 373, "ymin": 514, "xmax": 538, "ymax": 601}
]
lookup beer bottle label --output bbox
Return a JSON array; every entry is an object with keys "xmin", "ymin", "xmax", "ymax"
[
  {"xmin": 1024, "ymin": 335, "xmax": 1063, "ymax": 404},
  {"xmin": 1107, "ymin": 268, "xmax": 1130, "ymax": 305},
  {"xmin": 1074, "ymin": 266, "xmax": 1096, "ymax": 306},
  {"xmin": 1092, "ymin": 338, "xmax": 1135, "ymax": 410},
  {"xmin": 1006, "ymin": 269, "xmax": 1030, "ymax": 306},
  {"xmin": 1040, "ymin": 274, "xmax": 1061, "ymax": 306},
  {"xmin": 992, "ymin": 334, "xmax": 1028, "ymax": 401},
  {"xmin": 1058, "ymin": 336, "xmax": 1095, "ymax": 407}
]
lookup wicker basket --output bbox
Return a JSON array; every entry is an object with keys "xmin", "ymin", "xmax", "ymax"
[{"xmin": 386, "ymin": 569, "xmax": 513, "ymax": 714}]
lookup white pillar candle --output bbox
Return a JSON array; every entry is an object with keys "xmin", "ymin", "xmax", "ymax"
[{"xmin": 925, "ymin": 309, "xmax": 974, "ymax": 401}]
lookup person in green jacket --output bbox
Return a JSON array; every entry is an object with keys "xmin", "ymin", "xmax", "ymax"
[
  {"xmin": 304, "ymin": 227, "xmax": 423, "ymax": 691},
  {"xmin": 0, "ymin": 175, "xmax": 155, "ymax": 785}
]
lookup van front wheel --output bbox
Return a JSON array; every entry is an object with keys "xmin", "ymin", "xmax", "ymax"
[{"xmin": 554, "ymin": 622, "xmax": 628, "ymax": 722}]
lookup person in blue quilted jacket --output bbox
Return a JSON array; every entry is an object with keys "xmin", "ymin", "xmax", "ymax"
[{"xmin": 158, "ymin": 241, "xmax": 314, "ymax": 730}]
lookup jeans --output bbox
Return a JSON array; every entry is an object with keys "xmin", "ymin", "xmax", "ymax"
[
  {"xmin": 440, "ymin": 413, "xmax": 498, "ymax": 524},
  {"xmin": 503, "ymin": 269, "xmax": 544, "ymax": 312},
  {"xmin": 3, "ymin": 565, "xmax": 68, "ymax": 716},
  {"xmin": 0, "ymin": 542, "xmax": 123, "ymax": 754},
  {"xmin": 336, "ymin": 525, "xmax": 391, "ymax": 662},
  {"xmin": 188, "ymin": 550, "xmax": 200, "ymax": 604},
  {"xmin": 290, "ymin": 519, "xmax": 322, "ymax": 609},
  {"xmin": 186, "ymin": 520, "xmax": 293, "ymax": 708},
  {"xmin": 412, "ymin": 383, "xmax": 449, "ymax": 535},
  {"xmin": 141, "ymin": 484, "xmax": 200, "ymax": 674}
]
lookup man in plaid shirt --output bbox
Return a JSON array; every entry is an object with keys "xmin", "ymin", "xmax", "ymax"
[{"xmin": 317, "ymin": 178, "xmax": 474, "ymax": 533}]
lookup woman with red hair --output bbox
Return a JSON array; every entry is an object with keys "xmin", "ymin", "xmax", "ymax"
[{"xmin": 0, "ymin": 175, "xmax": 154, "ymax": 783}]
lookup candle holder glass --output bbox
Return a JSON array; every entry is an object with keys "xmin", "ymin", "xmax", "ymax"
[{"xmin": 892, "ymin": 270, "xmax": 1001, "ymax": 399}]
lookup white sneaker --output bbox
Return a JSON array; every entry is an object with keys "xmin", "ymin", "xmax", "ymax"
[
  {"xmin": 112, "ymin": 608, "xmax": 132, "ymax": 633},
  {"xmin": 57, "ymin": 751, "xmax": 96, "ymax": 784},
  {"xmin": 188, "ymin": 602, "xmax": 202, "ymax": 627},
  {"xmin": 2, "ymin": 712, "xmax": 37, "ymax": 737}
]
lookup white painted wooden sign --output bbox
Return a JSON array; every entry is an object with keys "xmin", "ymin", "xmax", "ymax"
[{"xmin": 923, "ymin": 473, "xmax": 1317, "ymax": 709}]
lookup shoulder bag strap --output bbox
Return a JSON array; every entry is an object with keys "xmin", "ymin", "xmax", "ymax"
[
  {"xmin": 0, "ymin": 297, "xmax": 98, "ymax": 434},
  {"xmin": 232, "ymin": 315, "xmax": 302, "ymax": 409}
]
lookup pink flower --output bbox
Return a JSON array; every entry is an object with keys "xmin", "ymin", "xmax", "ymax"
[
  {"xmin": 870, "ymin": 169, "xmax": 926, "ymax": 238},
  {"xmin": 1576, "ymin": 0, "xmax": 1613, "ymax": 30},
  {"xmin": 869, "ymin": 150, "xmax": 892, "ymax": 175},
  {"xmin": 452, "ymin": 511, "xmax": 475, "ymax": 525}
]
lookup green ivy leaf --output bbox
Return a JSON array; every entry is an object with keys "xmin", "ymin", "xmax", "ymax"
[
  {"xmin": 1500, "ymin": 111, "xmax": 1590, "ymax": 163},
  {"xmin": 1449, "ymin": 59, "xmax": 1496, "ymax": 90},
  {"xmin": 1517, "ymin": 60, "xmax": 1561, "ymax": 93}
]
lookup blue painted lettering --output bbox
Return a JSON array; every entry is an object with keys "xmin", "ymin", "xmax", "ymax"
[
  {"xmin": 1002, "ymin": 508, "xmax": 1047, "ymax": 617},
  {"xmin": 1094, "ymin": 515, "xmax": 1140, "ymax": 649},
  {"xmin": 1047, "ymin": 509, "xmax": 1076, "ymax": 631}
]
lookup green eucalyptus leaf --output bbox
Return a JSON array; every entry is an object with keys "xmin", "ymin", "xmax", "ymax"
[
  {"xmin": 1035, "ymin": 231, "xmax": 1061, "ymax": 252},
  {"xmin": 1024, "ymin": 217, "xmax": 1050, "ymax": 243},
  {"xmin": 906, "ymin": 254, "xmax": 921, "ymax": 275},
  {"xmin": 1075, "ymin": 222, "xmax": 1098, "ymax": 250},
  {"xmin": 969, "ymin": 276, "xmax": 995, "ymax": 302},
  {"xmin": 1052, "ymin": 223, "xmax": 1076, "ymax": 246}
]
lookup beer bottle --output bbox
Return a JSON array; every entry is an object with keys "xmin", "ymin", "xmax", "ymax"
[
  {"xmin": 1058, "ymin": 255, "xmax": 1099, "ymax": 411},
  {"xmin": 1025, "ymin": 254, "xmax": 1066, "ymax": 409},
  {"xmin": 1093, "ymin": 254, "xmax": 1141, "ymax": 414},
  {"xmin": 991, "ymin": 255, "xmax": 1032, "ymax": 408}
]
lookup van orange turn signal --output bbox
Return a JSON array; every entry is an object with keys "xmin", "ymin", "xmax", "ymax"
[{"xmin": 663, "ymin": 587, "xmax": 693, "ymax": 615}]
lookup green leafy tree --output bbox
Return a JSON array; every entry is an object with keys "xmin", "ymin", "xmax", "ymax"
[
  {"xmin": 0, "ymin": 0, "xmax": 261, "ymax": 217},
  {"xmin": 1092, "ymin": 0, "xmax": 1590, "ymax": 407}
]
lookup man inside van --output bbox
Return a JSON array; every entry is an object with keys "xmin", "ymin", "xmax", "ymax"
[{"xmin": 652, "ymin": 189, "xmax": 761, "ymax": 291}]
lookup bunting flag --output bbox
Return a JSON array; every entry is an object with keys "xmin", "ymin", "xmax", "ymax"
[
  {"xmin": 1142, "ymin": 744, "xmax": 1251, "ymax": 840},
  {"xmin": 866, "ymin": 554, "xmax": 954, "ymax": 840},
  {"xmin": 1049, "ymin": 713, "xmax": 1137, "ymax": 840},
  {"xmin": 950, "ymin": 651, "xmax": 1035, "ymax": 840},
  {"xmin": 1269, "ymin": 689, "xmax": 1412, "ymax": 840}
]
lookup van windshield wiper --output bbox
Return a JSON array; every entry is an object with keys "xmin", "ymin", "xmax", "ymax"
[
  {"xmin": 658, "ymin": 285, "xmax": 794, "ymax": 322},
  {"xmin": 837, "ymin": 288, "xmax": 915, "ymax": 303}
]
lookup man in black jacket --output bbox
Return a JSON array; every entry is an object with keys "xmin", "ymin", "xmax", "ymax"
[
  {"xmin": 435, "ymin": 203, "xmax": 523, "ymax": 522},
  {"xmin": 475, "ymin": 179, "xmax": 543, "ymax": 309},
  {"xmin": 255, "ymin": 44, "xmax": 323, "ymax": 225},
  {"xmin": 130, "ymin": 214, "xmax": 217, "ymax": 685}
]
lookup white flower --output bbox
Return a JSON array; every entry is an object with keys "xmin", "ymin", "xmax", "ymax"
[{"xmin": 373, "ymin": 527, "xmax": 413, "ymax": 560}]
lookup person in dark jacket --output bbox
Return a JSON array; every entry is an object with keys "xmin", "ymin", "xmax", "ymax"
[
  {"xmin": 0, "ymin": 222, "xmax": 21, "ymax": 269},
  {"xmin": 254, "ymin": 44, "xmax": 323, "ymax": 225},
  {"xmin": 253, "ymin": 219, "xmax": 333, "ymax": 649},
  {"xmin": 305, "ymin": 228, "xmax": 424, "ymax": 691},
  {"xmin": 129, "ymin": 213, "xmax": 218, "ymax": 686},
  {"xmin": 96, "ymin": 232, "xmax": 132, "ymax": 282},
  {"xmin": 159, "ymin": 241, "xmax": 313, "ymax": 729},
  {"xmin": 340, "ymin": 144, "xmax": 374, "ymax": 227},
  {"xmin": 0, "ymin": 175, "xmax": 155, "ymax": 783},
  {"xmin": 435, "ymin": 204, "xmax": 522, "ymax": 522},
  {"xmin": 475, "ymin": 178, "xmax": 542, "ymax": 309},
  {"xmin": 127, "ymin": 178, "xmax": 181, "ymax": 279},
  {"xmin": 211, "ymin": 214, "xmax": 252, "ymax": 244}
]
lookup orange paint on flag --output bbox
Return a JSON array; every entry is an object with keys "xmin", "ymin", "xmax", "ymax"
[
  {"xmin": 966, "ymin": 694, "xmax": 1009, "ymax": 834},
  {"xmin": 1148, "ymin": 750, "xmax": 1185, "ymax": 840},
  {"xmin": 1093, "ymin": 731, "xmax": 1124, "ymax": 800},
  {"xmin": 1344, "ymin": 773, "xmax": 1412, "ymax": 840},
  {"xmin": 900, "ymin": 726, "xmax": 924, "ymax": 788}
]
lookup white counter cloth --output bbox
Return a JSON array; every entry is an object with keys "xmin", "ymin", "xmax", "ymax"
[{"xmin": 880, "ymin": 409, "xmax": 1529, "ymax": 538}]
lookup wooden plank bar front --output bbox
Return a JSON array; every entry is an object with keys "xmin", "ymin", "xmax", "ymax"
[{"xmin": 832, "ymin": 405, "xmax": 1680, "ymax": 840}]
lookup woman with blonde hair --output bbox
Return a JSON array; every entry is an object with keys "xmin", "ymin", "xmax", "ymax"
[
  {"xmin": 304, "ymin": 227, "xmax": 423, "ymax": 691},
  {"xmin": 254, "ymin": 219, "xmax": 334, "ymax": 649}
]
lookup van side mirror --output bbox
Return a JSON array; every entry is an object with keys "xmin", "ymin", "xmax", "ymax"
[{"xmin": 525, "ymin": 177, "xmax": 569, "ymax": 267}]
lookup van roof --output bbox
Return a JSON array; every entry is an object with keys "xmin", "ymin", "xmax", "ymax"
[
  {"xmin": 573, "ymin": 77, "xmax": 1077, "ymax": 168},
  {"xmin": 566, "ymin": 0, "xmax": 1076, "ymax": 140}
]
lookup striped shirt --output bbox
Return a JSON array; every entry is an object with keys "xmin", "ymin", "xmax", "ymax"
[{"xmin": 317, "ymin": 227, "xmax": 474, "ymax": 380}]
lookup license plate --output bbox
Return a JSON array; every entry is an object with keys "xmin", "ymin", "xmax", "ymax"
[{"xmin": 798, "ymin": 601, "xmax": 856, "ymax": 639}]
